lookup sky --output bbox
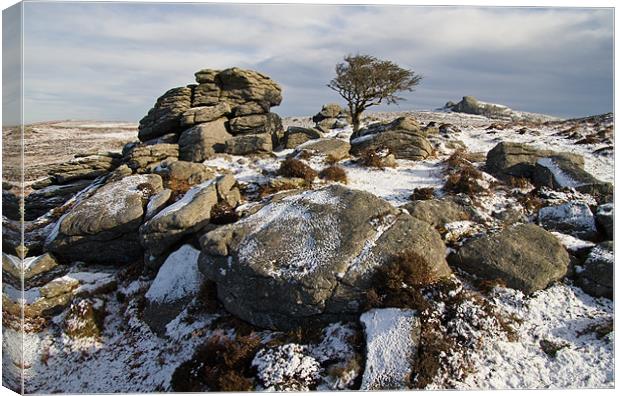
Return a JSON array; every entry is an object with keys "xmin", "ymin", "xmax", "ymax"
[{"xmin": 2, "ymin": 1, "xmax": 614, "ymax": 124}]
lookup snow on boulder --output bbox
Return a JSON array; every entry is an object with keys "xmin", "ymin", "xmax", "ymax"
[
  {"xmin": 595, "ymin": 203, "xmax": 613, "ymax": 240},
  {"xmin": 143, "ymin": 244, "xmax": 204, "ymax": 335},
  {"xmin": 360, "ymin": 308, "xmax": 421, "ymax": 390},
  {"xmin": 450, "ymin": 223, "xmax": 569, "ymax": 294},
  {"xmin": 45, "ymin": 174, "xmax": 163, "ymax": 265},
  {"xmin": 538, "ymin": 201, "xmax": 597, "ymax": 240},
  {"xmin": 139, "ymin": 180, "xmax": 218, "ymax": 266},
  {"xmin": 576, "ymin": 241, "xmax": 613, "ymax": 299},
  {"xmin": 199, "ymin": 185, "xmax": 451, "ymax": 330}
]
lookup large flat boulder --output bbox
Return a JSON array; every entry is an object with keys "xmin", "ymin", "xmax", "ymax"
[
  {"xmin": 199, "ymin": 185, "xmax": 450, "ymax": 330},
  {"xmin": 485, "ymin": 142, "xmax": 583, "ymax": 180},
  {"xmin": 449, "ymin": 223, "xmax": 569, "ymax": 294},
  {"xmin": 350, "ymin": 117, "xmax": 433, "ymax": 161},
  {"xmin": 46, "ymin": 175, "xmax": 163, "ymax": 264}
]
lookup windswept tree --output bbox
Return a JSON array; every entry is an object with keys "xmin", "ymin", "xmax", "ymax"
[{"xmin": 327, "ymin": 54, "xmax": 423, "ymax": 132}]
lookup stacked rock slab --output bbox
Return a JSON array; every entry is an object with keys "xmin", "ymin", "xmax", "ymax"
[
  {"xmin": 312, "ymin": 103, "xmax": 350, "ymax": 132},
  {"xmin": 137, "ymin": 67, "xmax": 284, "ymax": 159}
]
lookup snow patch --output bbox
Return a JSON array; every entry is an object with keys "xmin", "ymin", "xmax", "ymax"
[{"xmin": 144, "ymin": 245, "xmax": 203, "ymax": 304}]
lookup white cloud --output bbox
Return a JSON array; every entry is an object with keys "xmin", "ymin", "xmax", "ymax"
[{"xmin": 17, "ymin": 2, "xmax": 613, "ymax": 122}]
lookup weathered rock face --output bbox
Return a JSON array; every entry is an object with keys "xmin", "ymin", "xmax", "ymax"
[
  {"xmin": 228, "ymin": 113, "xmax": 282, "ymax": 135},
  {"xmin": 576, "ymin": 241, "xmax": 613, "ymax": 299},
  {"xmin": 140, "ymin": 180, "xmax": 218, "ymax": 260},
  {"xmin": 225, "ymin": 133, "xmax": 273, "ymax": 155},
  {"xmin": 350, "ymin": 117, "xmax": 433, "ymax": 161},
  {"xmin": 178, "ymin": 118, "xmax": 232, "ymax": 162},
  {"xmin": 25, "ymin": 179, "xmax": 92, "ymax": 220},
  {"xmin": 154, "ymin": 160, "xmax": 216, "ymax": 187},
  {"xmin": 46, "ymin": 174, "xmax": 163, "ymax": 264},
  {"xmin": 180, "ymin": 102, "xmax": 231, "ymax": 127},
  {"xmin": 138, "ymin": 67, "xmax": 284, "ymax": 157},
  {"xmin": 402, "ymin": 196, "xmax": 477, "ymax": 227},
  {"xmin": 2, "ymin": 252, "xmax": 64, "ymax": 288},
  {"xmin": 198, "ymin": 185, "xmax": 450, "ymax": 330},
  {"xmin": 2, "ymin": 188, "xmax": 20, "ymax": 221},
  {"xmin": 360, "ymin": 308, "xmax": 421, "ymax": 390},
  {"xmin": 123, "ymin": 143, "xmax": 179, "ymax": 173},
  {"xmin": 138, "ymin": 87, "xmax": 193, "ymax": 142},
  {"xmin": 534, "ymin": 157, "xmax": 613, "ymax": 201},
  {"xmin": 143, "ymin": 244, "xmax": 204, "ymax": 335},
  {"xmin": 449, "ymin": 224, "xmax": 569, "ymax": 294},
  {"xmin": 538, "ymin": 201, "xmax": 597, "ymax": 240},
  {"xmin": 487, "ymin": 142, "xmax": 612, "ymax": 201},
  {"xmin": 283, "ymin": 127, "xmax": 322, "ymax": 149}
]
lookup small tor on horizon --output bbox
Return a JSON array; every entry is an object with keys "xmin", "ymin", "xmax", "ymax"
[{"xmin": 327, "ymin": 54, "xmax": 423, "ymax": 132}]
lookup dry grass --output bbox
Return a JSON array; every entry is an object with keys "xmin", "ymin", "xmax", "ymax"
[
  {"xmin": 356, "ymin": 148, "xmax": 395, "ymax": 169},
  {"xmin": 444, "ymin": 167, "xmax": 485, "ymax": 195},
  {"xmin": 278, "ymin": 158, "xmax": 318, "ymax": 181},
  {"xmin": 365, "ymin": 251, "xmax": 440, "ymax": 311},
  {"xmin": 210, "ymin": 201, "xmax": 240, "ymax": 225},
  {"xmin": 443, "ymin": 149, "xmax": 486, "ymax": 196},
  {"xmin": 171, "ymin": 333, "xmax": 262, "ymax": 392},
  {"xmin": 325, "ymin": 154, "xmax": 340, "ymax": 165},
  {"xmin": 410, "ymin": 187, "xmax": 435, "ymax": 201},
  {"xmin": 319, "ymin": 165, "xmax": 348, "ymax": 183},
  {"xmin": 167, "ymin": 178, "xmax": 193, "ymax": 201},
  {"xmin": 506, "ymin": 176, "xmax": 530, "ymax": 189},
  {"xmin": 257, "ymin": 180, "xmax": 309, "ymax": 198}
]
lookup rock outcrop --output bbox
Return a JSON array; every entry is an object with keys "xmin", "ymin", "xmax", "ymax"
[
  {"xmin": 450, "ymin": 223, "xmax": 569, "ymax": 294},
  {"xmin": 312, "ymin": 103, "xmax": 350, "ymax": 132},
  {"xmin": 137, "ymin": 67, "xmax": 284, "ymax": 157},
  {"xmin": 139, "ymin": 174, "xmax": 240, "ymax": 268},
  {"xmin": 486, "ymin": 142, "xmax": 612, "ymax": 201},
  {"xmin": 198, "ymin": 185, "xmax": 451, "ymax": 330},
  {"xmin": 350, "ymin": 116, "xmax": 433, "ymax": 161}
]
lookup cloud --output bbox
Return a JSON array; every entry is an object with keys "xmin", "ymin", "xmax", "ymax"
[{"xmin": 13, "ymin": 2, "xmax": 613, "ymax": 123}]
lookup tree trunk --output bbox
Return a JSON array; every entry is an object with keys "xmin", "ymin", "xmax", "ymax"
[{"xmin": 352, "ymin": 111, "xmax": 361, "ymax": 133}]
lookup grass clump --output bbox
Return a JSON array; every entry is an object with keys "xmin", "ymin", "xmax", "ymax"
[
  {"xmin": 210, "ymin": 201, "xmax": 240, "ymax": 225},
  {"xmin": 356, "ymin": 148, "xmax": 395, "ymax": 169},
  {"xmin": 278, "ymin": 158, "xmax": 318, "ymax": 182},
  {"xmin": 171, "ymin": 333, "xmax": 262, "ymax": 392},
  {"xmin": 366, "ymin": 250, "xmax": 521, "ymax": 388},
  {"xmin": 319, "ymin": 165, "xmax": 348, "ymax": 184},
  {"xmin": 410, "ymin": 187, "xmax": 435, "ymax": 201},
  {"xmin": 443, "ymin": 149, "xmax": 486, "ymax": 196}
]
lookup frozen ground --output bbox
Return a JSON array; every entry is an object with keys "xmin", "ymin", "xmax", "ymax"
[{"xmin": 2, "ymin": 111, "xmax": 614, "ymax": 392}]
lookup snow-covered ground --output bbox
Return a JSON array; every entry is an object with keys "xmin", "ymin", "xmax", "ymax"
[{"xmin": 3, "ymin": 110, "xmax": 614, "ymax": 392}]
